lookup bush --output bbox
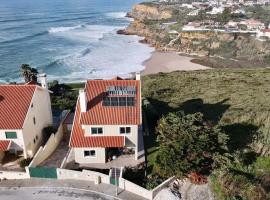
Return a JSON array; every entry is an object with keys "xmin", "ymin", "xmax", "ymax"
[{"xmin": 19, "ymin": 158, "xmax": 32, "ymax": 168}]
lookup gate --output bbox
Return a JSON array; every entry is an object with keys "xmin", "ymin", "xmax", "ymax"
[
  {"xmin": 110, "ymin": 177, "xmax": 119, "ymax": 186},
  {"xmin": 29, "ymin": 167, "xmax": 57, "ymax": 179}
]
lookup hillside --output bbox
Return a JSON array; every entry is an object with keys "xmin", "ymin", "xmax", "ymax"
[
  {"xmin": 142, "ymin": 69, "xmax": 270, "ymax": 199},
  {"xmin": 121, "ymin": 2, "xmax": 270, "ymax": 68}
]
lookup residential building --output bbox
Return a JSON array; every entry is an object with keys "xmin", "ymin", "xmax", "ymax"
[
  {"xmin": 257, "ymin": 29, "xmax": 270, "ymax": 38},
  {"xmin": 69, "ymin": 75, "xmax": 142, "ymax": 165},
  {"xmin": 182, "ymin": 22, "xmax": 202, "ymax": 31},
  {"xmin": 0, "ymin": 75, "xmax": 52, "ymax": 160},
  {"xmin": 240, "ymin": 19, "xmax": 265, "ymax": 31}
]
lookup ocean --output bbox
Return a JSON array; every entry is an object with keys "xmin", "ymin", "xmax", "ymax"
[{"xmin": 0, "ymin": 0, "xmax": 154, "ymax": 83}]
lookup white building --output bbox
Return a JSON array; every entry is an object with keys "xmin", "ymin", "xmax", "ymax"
[
  {"xmin": 187, "ymin": 9, "xmax": 199, "ymax": 16},
  {"xmin": 240, "ymin": 19, "xmax": 265, "ymax": 31},
  {"xmin": 0, "ymin": 78, "xmax": 52, "ymax": 160},
  {"xmin": 207, "ymin": 7, "xmax": 224, "ymax": 15},
  {"xmin": 69, "ymin": 75, "xmax": 142, "ymax": 165},
  {"xmin": 257, "ymin": 29, "xmax": 270, "ymax": 38}
]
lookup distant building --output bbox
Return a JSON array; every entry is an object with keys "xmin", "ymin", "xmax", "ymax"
[
  {"xmin": 0, "ymin": 77, "xmax": 52, "ymax": 161},
  {"xmin": 187, "ymin": 9, "xmax": 199, "ymax": 16},
  {"xmin": 69, "ymin": 75, "xmax": 142, "ymax": 165},
  {"xmin": 207, "ymin": 6, "xmax": 224, "ymax": 14},
  {"xmin": 182, "ymin": 22, "xmax": 202, "ymax": 31},
  {"xmin": 181, "ymin": 3, "xmax": 194, "ymax": 9},
  {"xmin": 240, "ymin": 19, "xmax": 265, "ymax": 30},
  {"xmin": 257, "ymin": 29, "xmax": 270, "ymax": 38}
]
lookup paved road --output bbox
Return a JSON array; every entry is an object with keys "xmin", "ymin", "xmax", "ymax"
[
  {"xmin": 0, "ymin": 179, "xmax": 147, "ymax": 200},
  {"xmin": 0, "ymin": 187, "xmax": 118, "ymax": 200}
]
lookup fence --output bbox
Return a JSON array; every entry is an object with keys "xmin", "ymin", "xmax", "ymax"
[
  {"xmin": 1, "ymin": 166, "xmax": 175, "ymax": 200},
  {"xmin": 29, "ymin": 111, "xmax": 70, "ymax": 167},
  {"xmin": 28, "ymin": 167, "xmax": 57, "ymax": 179}
]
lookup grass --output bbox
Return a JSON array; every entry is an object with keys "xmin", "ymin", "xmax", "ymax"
[{"xmin": 141, "ymin": 69, "xmax": 270, "ymax": 198}]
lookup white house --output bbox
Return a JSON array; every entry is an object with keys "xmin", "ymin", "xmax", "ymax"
[
  {"xmin": 240, "ymin": 19, "xmax": 265, "ymax": 31},
  {"xmin": 69, "ymin": 75, "xmax": 142, "ymax": 164},
  {"xmin": 257, "ymin": 29, "xmax": 270, "ymax": 38},
  {"xmin": 0, "ymin": 76, "xmax": 52, "ymax": 160},
  {"xmin": 207, "ymin": 7, "xmax": 224, "ymax": 15},
  {"xmin": 187, "ymin": 10, "xmax": 199, "ymax": 16}
]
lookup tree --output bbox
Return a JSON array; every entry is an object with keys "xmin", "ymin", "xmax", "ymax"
[
  {"xmin": 154, "ymin": 112, "xmax": 228, "ymax": 178},
  {"xmin": 20, "ymin": 64, "xmax": 38, "ymax": 83}
]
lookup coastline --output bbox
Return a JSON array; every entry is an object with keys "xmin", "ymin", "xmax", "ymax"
[{"xmin": 141, "ymin": 51, "xmax": 210, "ymax": 75}]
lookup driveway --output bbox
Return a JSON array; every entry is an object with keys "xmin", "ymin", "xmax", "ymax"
[
  {"xmin": 0, "ymin": 179, "xmax": 147, "ymax": 200},
  {"xmin": 0, "ymin": 187, "xmax": 118, "ymax": 200}
]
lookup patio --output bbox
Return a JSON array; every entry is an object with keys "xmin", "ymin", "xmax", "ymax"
[{"xmin": 68, "ymin": 153, "xmax": 145, "ymax": 170}]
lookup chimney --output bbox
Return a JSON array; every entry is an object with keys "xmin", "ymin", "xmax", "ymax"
[
  {"xmin": 79, "ymin": 89, "xmax": 87, "ymax": 112},
  {"xmin": 135, "ymin": 73, "xmax": 141, "ymax": 80},
  {"xmin": 39, "ymin": 73, "xmax": 48, "ymax": 89}
]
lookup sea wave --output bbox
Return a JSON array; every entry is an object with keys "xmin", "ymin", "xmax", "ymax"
[
  {"xmin": 48, "ymin": 25, "xmax": 84, "ymax": 33},
  {"xmin": 48, "ymin": 24, "xmax": 123, "ymax": 42},
  {"xmin": 105, "ymin": 12, "xmax": 127, "ymax": 19},
  {"xmin": 0, "ymin": 31, "xmax": 48, "ymax": 46}
]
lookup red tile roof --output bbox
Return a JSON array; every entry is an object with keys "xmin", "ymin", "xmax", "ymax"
[
  {"xmin": 0, "ymin": 85, "xmax": 36, "ymax": 129},
  {"xmin": 262, "ymin": 29, "xmax": 270, "ymax": 33},
  {"xmin": 70, "ymin": 78, "xmax": 141, "ymax": 148},
  {"xmin": 69, "ymin": 100, "xmax": 125, "ymax": 148},
  {"xmin": 0, "ymin": 140, "xmax": 11, "ymax": 151},
  {"xmin": 81, "ymin": 79, "xmax": 141, "ymax": 125}
]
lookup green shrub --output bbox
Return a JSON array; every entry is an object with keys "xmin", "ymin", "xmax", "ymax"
[{"xmin": 19, "ymin": 158, "xmax": 32, "ymax": 168}]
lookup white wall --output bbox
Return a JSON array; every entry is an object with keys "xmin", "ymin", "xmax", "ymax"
[
  {"xmin": 0, "ymin": 170, "xmax": 29, "ymax": 180},
  {"xmin": 29, "ymin": 123, "xmax": 64, "ymax": 167},
  {"xmin": 22, "ymin": 87, "xmax": 53, "ymax": 158},
  {"xmin": 74, "ymin": 147, "xmax": 106, "ymax": 164},
  {"xmin": 0, "ymin": 129, "xmax": 24, "ymax": 152},
  {"xmin": 83, "ymin": 125, "xmax": 138, "ymax": 148}
]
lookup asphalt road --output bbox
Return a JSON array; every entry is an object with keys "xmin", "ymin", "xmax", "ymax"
[{"xmin": 0, "ymin": 187, "xmax": 119, "ymax": 200}]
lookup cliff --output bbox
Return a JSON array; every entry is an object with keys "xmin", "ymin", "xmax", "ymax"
[
  {"xmin": 120, "ymin": 2, "xmax": 270, "ymax": 68},
  {"xmin": 131, "ymin": 4, "xmax": 172, "ymax": 21}
]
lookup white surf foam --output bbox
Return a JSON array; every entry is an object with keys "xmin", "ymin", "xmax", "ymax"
[
  {"xmin": 46, "ymin": 33, "xmax": 154, "ymax": 82},
  {"xmin": 49, "ymin": 24, "xmax": 123, "ymax": 42},
  {"xmin": 105, "ymin": 12, "xmax": 127, "ymax": 18},
  {"xmin": 48, "ymin": 25, "xmax": 83, "ymax": 33}
]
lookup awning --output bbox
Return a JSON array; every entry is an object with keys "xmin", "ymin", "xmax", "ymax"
[{"xmin": 0, "ymin": 140, "xmax": 11, "ymax": 151}]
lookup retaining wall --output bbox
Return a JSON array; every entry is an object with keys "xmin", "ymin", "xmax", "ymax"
[{"xmin": 0, "ymin": 170, "xmax": 29, "ymax": 180}]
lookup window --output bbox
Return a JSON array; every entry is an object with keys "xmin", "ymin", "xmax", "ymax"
[
  {"xmin": 84, "ymin": 150, "xmax": 96, "ymax": 157},
  {"xmin": 36, "ymin": 135, "xmax": 38, "ymax": 140},
  {"xmin": 33, "ymin": 117, "xmax": 36, "ymax": 125},
  {"xmin": 120, "ymin": 127, "xmax": 131, "ymax": 134},
  {"xmin": 33, "ymin": 138, "xmax": 36, "ymax": 144},
  {"xmin": 5, "ymin": 131, "xmax": 17, "ymax": 139},
  {"xmin": 31, "ymin": 103, "xmax": 34, "ymax": 108},
  {"xmin": 91, "ymin": 127, "xmax": 103, "ymax": 135}
]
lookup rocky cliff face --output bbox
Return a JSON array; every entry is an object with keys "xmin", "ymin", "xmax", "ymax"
[{"xmin": 131, "ymin": 4, "xmax": 172, "ymax": 21}]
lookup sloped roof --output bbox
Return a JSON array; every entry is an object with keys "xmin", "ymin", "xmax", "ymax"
[
  {"xmin": 69, "ymin": 100, "xmax": 125, "ymax": 148},
  {"xmin": 0, "ymin": 140, "xmax": 11, "ymax": 151},
  {"xmin": 81, "ymin": 79, "xmax": 141, "ymax": 125},
  {"xmin": 0, "ymin": 85, "xmax": 36, "ymax": 129}
]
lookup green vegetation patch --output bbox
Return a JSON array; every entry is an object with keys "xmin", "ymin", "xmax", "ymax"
[{"xmin": 142, "ymin": 69, "xmax": 270, "ymax": 198}]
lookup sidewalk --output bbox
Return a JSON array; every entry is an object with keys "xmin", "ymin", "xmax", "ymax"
[{"xmin": 0, "ymin": 178, "xmax": 147, "ymax": 200}]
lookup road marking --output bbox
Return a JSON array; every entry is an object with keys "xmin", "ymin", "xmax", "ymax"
[{"xmin": 0, "ymin": 186, "xmax": 123, "ymax": 200}]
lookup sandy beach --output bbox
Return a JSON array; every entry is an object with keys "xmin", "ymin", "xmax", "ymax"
[{"xmin": 142, "ymin": 51, "xmax": 210, "ymax": 75}]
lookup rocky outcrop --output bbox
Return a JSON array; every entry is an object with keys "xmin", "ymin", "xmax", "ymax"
[{"xmin": 131, "ymin": 4, "xmax": 172, "ymax": 21}]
